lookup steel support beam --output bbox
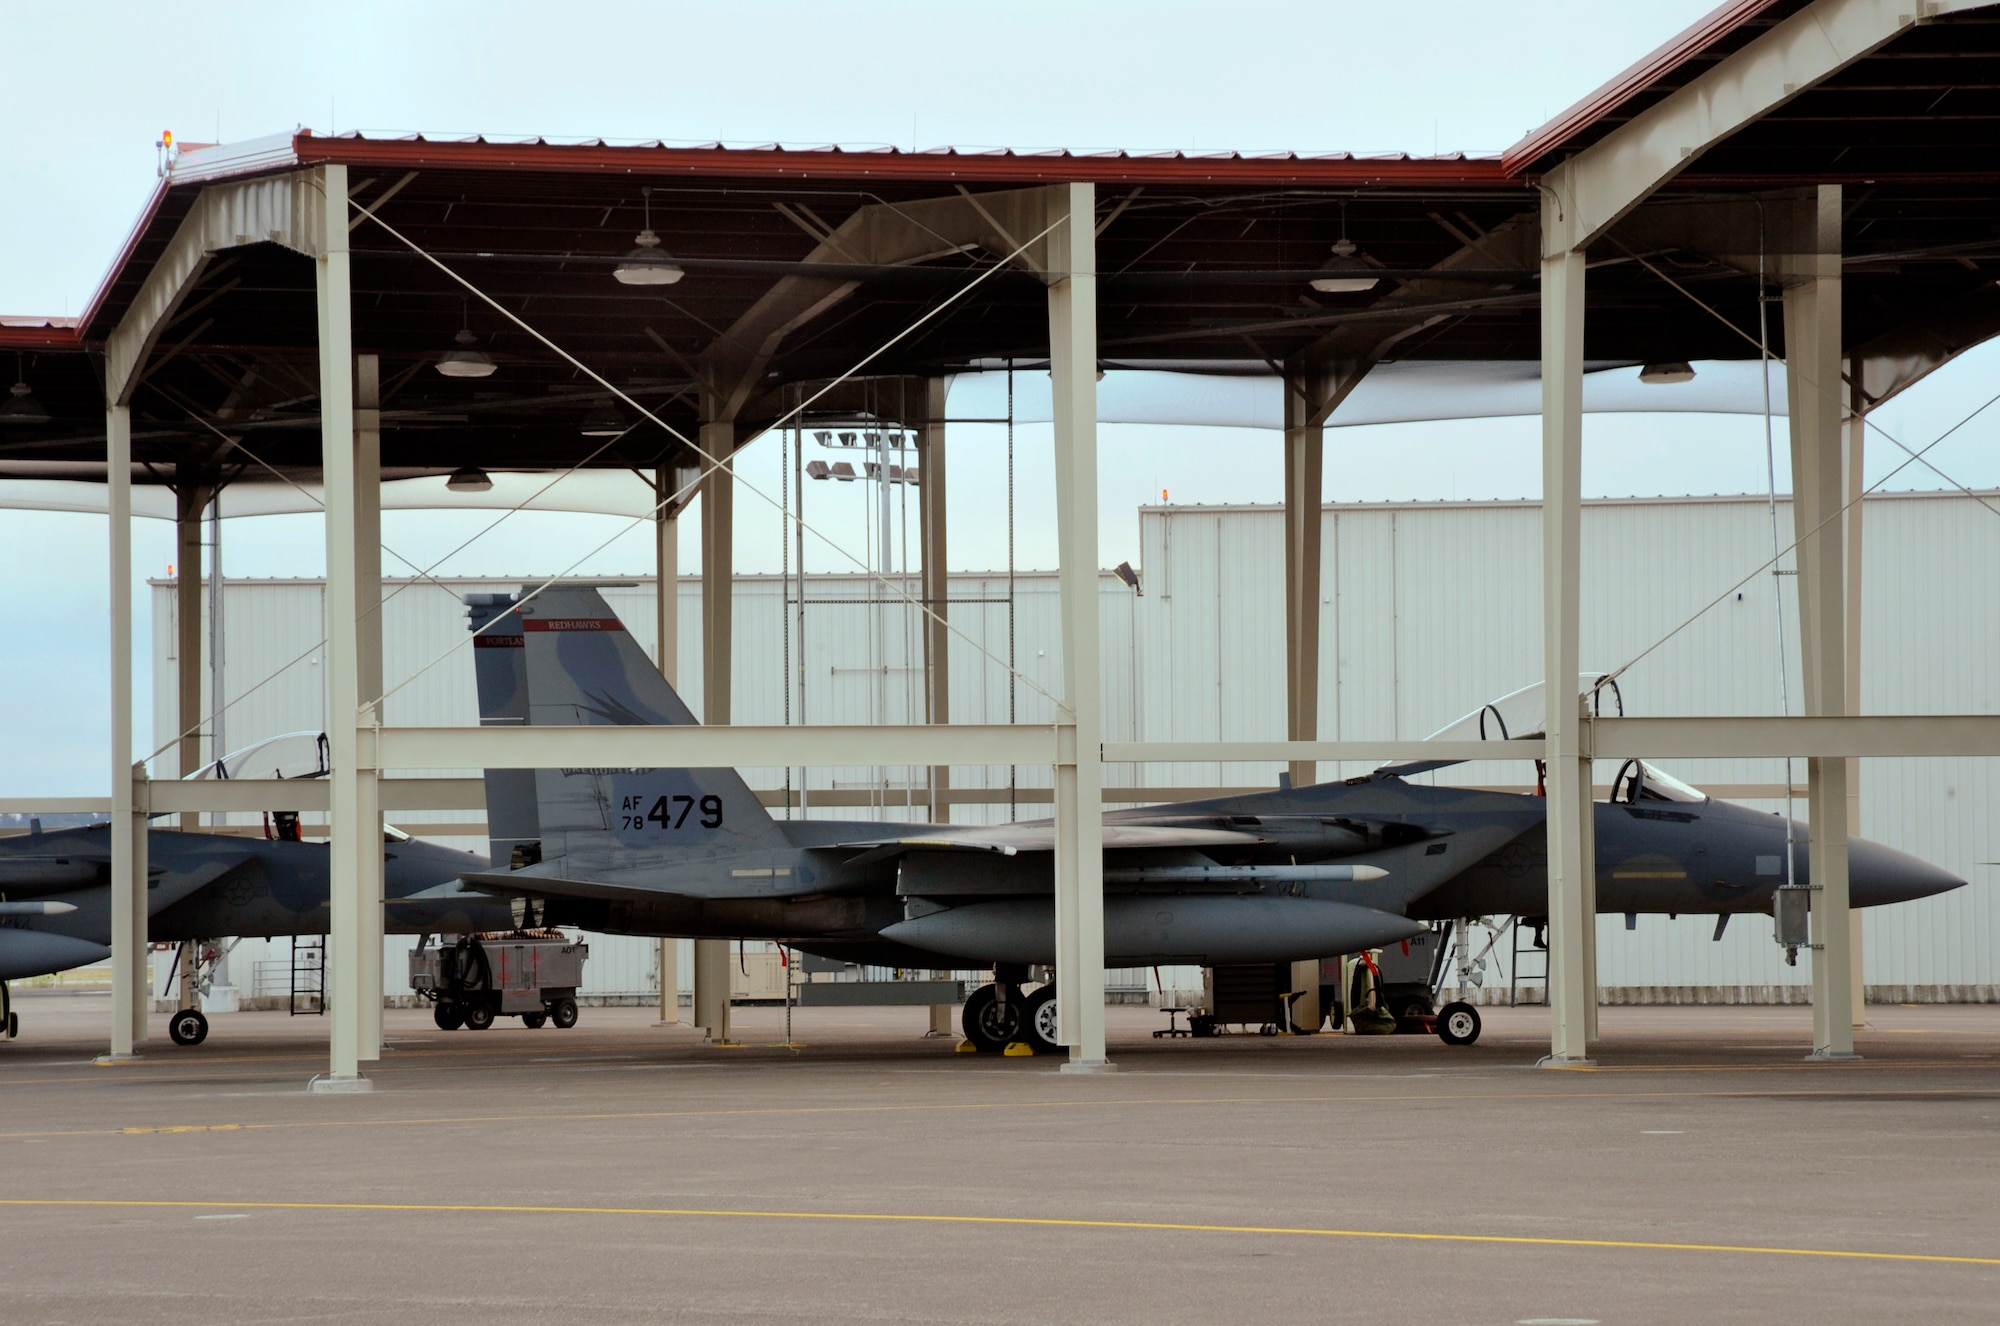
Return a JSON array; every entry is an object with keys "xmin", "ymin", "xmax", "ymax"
[
  {"xmin": 104, "ymin": 402, "xmax": 143, "ymax": 1060},
  {"xmin": 174, "ymin": 481, "xmax": 212, "ymax": 820},
  {"xmin": 1846, "ymin": 370, "xmax": 1868, "ymax": 1029},
  {"xmin": 1048, "ymin": 182, "xmax": 1110, "ymax": 1072},
  {"xmin": 313, "ymin": 163, "xmax": 369, "ymax": 1091},
  {"xmin": 1539, "ymin": 230, "xmax": 1594, "ymax": 1066},
  {"xmin": 1537, "ymin": 0, "xmax": 1989, "ymax": 254},
  {"xmin": 355, "ymin": 354, "xmax": 385, "ymax": 1063},
  {"xmin": 1282, "ymin": 371, "xmax": 1326, "ymax": 793},
  {"xmin": 656, "ymin": 466, "xmax": 682, "ymax": 1027},
  {"xmin": 917, "ymin": 376, "xmax": 952, "ymax": 820},
  {"xmin": 1784, "ymin": 185, "xmax": 1856, "ymax": 1061},
  {"xmin": 696, "ymin": 413, "xmax": 735, "ymax": 1045}
]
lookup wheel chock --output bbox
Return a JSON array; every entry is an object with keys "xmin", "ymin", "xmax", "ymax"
[
  {"xmin": 954, "ymin": 1040, "xmax": 979, "ymax": 1053},
  {"xmin": 1002, "ymin": 1042, "xmax": 1034, "ymax": 1057}
]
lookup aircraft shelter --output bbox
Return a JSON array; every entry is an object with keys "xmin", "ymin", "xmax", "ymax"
[{"xmin": 6, "ymin": 0, "xmax": 2000, "ymax": 1084}]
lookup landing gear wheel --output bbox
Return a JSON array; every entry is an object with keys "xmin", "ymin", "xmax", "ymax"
[
  {"xmin": 463, "ymin": 1001, "xmax": 496, "ymax": 1031},
  {"xmin": 4, "ymin": 1011, "xmax": 14, "ymax": 1039},
  {"xmin": 1022, "ymin": 984, "xmax": 1061, "ymax": 1055},
  {"xmin": 521, "ymin": 1011, "xmax": 548, "ymax": 1029},
  {"xmin": 1437, "ymin": 1001, "xmax": 1481, "ymax": 1046},
  {"xmin": 548, "ymin": 997, "xmax": 578, "ymax": 1030},
  {"xmin": 961, "ymin": 983, "xmax": 1025, "ymax": 1053},
  {"xmin": 432, "ymin": 1001, "xmax": 465, "ymax": 1031},
  {"xmin": 167, "ymin": 1008, "xmax": 209, "ymax": 1046}
]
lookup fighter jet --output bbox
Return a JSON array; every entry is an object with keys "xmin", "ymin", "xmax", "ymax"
[
  {"xmin": 0, "ymin": 777, "xmax": 509, "ymax": 1045},
  {"xmin": 460, "ymin": 586, "xmax": 1964, "ymax": 1054}
]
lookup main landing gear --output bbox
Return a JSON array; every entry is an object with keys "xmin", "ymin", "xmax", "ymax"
[
  {"xmin": 1, "ymin": 981, "xmax": 15, "ymax": 1040},
  {"xmin": 961, "ymin": 967, "xmax": 1060, "ymax": 1055}
]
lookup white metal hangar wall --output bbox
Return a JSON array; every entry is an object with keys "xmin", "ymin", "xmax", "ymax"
[{"xmin": 153, "ymin": 489, "xmax": 1998, "ymax": 1003}]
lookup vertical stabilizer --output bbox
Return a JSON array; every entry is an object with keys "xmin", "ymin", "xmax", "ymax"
[
  {"xmin": 466, "ymin": 593, "xmax": 539, "ymax": 869},
  {"xmin": 516, "ymin": 586, "xmax": 783, "ymax": 863}
]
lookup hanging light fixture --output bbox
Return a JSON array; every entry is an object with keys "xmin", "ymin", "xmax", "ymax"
[
  {"xmin": 0, "ymin": 355, "xmax": 49, "ymax": 425},
  {"xmin": 614, "ymin": 187, "xmax": 685, "ymax": 286},
  {"xmin": 1310, "ymin": 205, "xmax": 1381, "ymax": 294},
  {"xmin": 446, "ymin": 466, "xmax": 493, "ymax": 492},
  {"xmin": 580, "ymin": 400, "xmax": 625, "ymax": 436},
  {"xmin": 435, "ymin": 304, "xmax": 496, "ymax": 378}
]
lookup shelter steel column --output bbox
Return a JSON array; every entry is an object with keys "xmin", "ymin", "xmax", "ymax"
[
  {"xmin": 313, "ymin": 162, "xmax": 370, "ymax": 1090},
  {"xmin": 916, "ymin": 377, "xmax": 956, "ymax": 1037},
  {"xmin": 1845, "ymin": 368, "xmax": 1867, "ymax": 1029},
  {"xmin": 174, "ymin": 481, "xmax": 212, "ymax": 824},
  {"xmin": 355, "ymin": 355, "xmax": 385, "ymax": 1063},
  {"xmin": 104, "ymin": 403, "xmax": 145, "ymax": 1059},
  {"xmin": 917, "ymin": 376, "xmax": 951, "ymax": 818},
  {"xmin": 656, "ymin": 466, "xmax": 681, "ymax": 1026},
  {"xmin": 1282, "ymin": 369, "xmax": 1326, "ymax": 794},
  {"xmin": 694, "ymin": 416, "xmax": 735, "ymax": 1044},
  {"xmin": 1047, "ymin": 182, "xmax": 1110, "ymax": 1071},
  {"xmin": 1783, "ymin": 184, "xmax": 1855, "ymax": 1060},
  {"xmin": 1538, "ymin": 208, "xmax": 1594, "ymax": 1066}
]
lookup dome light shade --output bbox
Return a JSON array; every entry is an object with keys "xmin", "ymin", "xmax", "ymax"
[
  {"xmin": 614, "ymin": 230, "xmax": 685, "ymax": 285},
  {"xmin": 1639, "ymin": 361, "xmax": 1696, "ymax": 385},
  {"xmin": 0, "ymin": 380, "xmax": 49, "ymax": 424},
  {"xmin": 1309, "ymin": 238, "xmax": 1380, "ymax": 294},
  {"xmin": 446, "ymin": 466, "xmax": 493, "ymax": 492},
  {"xmin": 435, "ymin": 328, "xmax": 497, "ymax": 378}
]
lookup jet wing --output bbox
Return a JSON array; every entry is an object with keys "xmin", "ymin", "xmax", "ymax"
[
  {"xmin": 458, "ymin": 869, "xmax": 675, "ymax": 904},
  {"xmin": 831, "ymin": 822, "xmax": 1263, "ymax": 867}
]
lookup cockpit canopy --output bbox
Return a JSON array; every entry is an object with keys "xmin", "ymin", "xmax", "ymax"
[{"xmin": 1610, "ymin": 759, "xmax": 1708, "ymax": 805}]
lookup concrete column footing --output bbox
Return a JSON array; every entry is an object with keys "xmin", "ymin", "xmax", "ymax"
[
  {"xmin": 307, "ymin": 1074, "xmax": 375, "ymax": 1094},
  {"xmin": 1536, "ymin": 1055, "xmax": 1597, "ymax": 1069},
  {"xmin": 1059, "ymin": 1059, "xmax": 1117, "ymax": 1074}
]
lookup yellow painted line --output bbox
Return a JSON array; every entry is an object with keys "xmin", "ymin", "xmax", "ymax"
[
  {"xmin": 0, "ymin": 1197, "xmax": 1993, "ymax": 1267},
  {"xmin": 7, "ymin": 1083, "xmax": 2000, "ymax": 1144}
]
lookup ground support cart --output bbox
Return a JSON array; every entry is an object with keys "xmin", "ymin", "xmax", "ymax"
[{"xmin": 412, "ymin": 931, "xmax": 588, "ymax": 1031}]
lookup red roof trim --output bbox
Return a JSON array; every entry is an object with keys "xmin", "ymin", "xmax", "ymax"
[
  {"xmin": 1502, "ymin": 0, "xmax": 1791, "ymax": 176},
  {"xmin": 290, "ymin": 131, "xmax": 1515, "ymax": 189},
  {"xmin": 0, "ymin": 323, "xmax": 82, "ymax": 351}
]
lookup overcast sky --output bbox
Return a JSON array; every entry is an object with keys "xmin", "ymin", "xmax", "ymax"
[{"xmin": 6, "ymin": 1, "xmax": 2000, "ymax": 794}]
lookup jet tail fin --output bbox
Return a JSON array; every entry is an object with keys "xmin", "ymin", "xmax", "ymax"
[
  {"xmin": 466, "ymin": 593, "xmax": 538, "ymax": 869},
  {"xmin": 505, "ymin": 585, "xmax": 785, "ymax": 865}
]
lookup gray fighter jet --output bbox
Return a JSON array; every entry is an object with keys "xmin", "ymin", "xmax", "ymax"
[
  {"xmin": 0, "ymin": 813, "xmax": 508, "ymax": 1044},
  {"xmin": 460, "ymin": 586, "xmax": 1964, "ymax": 1054}
]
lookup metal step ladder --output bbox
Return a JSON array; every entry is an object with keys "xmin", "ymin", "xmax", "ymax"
[
  {"xmin": 290, "ymin": 935, "xmax": 325, "ymax": 1016},
  {"xmin": 1510, "ymin": 917, "xmax": 1549, "ymax": 1007}
]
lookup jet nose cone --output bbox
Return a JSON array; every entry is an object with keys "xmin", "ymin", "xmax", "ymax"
[{"xmin": 1848, "ymin": 836, "xmax": 1966, "ymax": 908}]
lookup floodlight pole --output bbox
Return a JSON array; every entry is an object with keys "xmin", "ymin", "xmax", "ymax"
[
  {"xmin": 1782, "ymin": 185, "xmax": 1857, "ymax": 1060},
  {"xmin": 1048, "ymin": 182, "xmax": 1110, "ymax": 1072}
]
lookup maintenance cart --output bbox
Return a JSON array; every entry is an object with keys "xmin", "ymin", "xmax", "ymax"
[{"xmin": 411, "ymin": 931, "xmax": 588, "ymax": 1031}]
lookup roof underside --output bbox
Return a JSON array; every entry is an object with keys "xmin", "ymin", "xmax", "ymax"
[{"xmin": 8, "ymin": 4, "xmax": 2000, "ymax": 483}]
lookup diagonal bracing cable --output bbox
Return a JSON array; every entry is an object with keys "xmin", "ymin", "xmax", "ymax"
[{"xmin": 344, "ymin": 190, "xmax": 1068, "ymax": 715}]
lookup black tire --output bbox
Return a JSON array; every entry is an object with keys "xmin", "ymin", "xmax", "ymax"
[
  {"xmin": 167, "ymin": 1008, "xmax": 209, "ymax": 1047},
  {"xmin": 548, "ymin": 997, "xmax": 578, "ymax": 1030},
  {"xmin": 960, "ymin": 983, "xmax": 1025, "ymax": 1053},
  {"xmin": 1021, "ymin": 984, "xmax": 1061, "ymax": 1054},
  {"xmin": 521, "ymin": 1011, "xmax": 548, "ymax": 1029},
  {"xmin": 5, "ymin": 1011, "xmax": 15, "ymax": 1039},
  {"xmin": 432, "ymin": 1001, "xmax": 464, "ymax": 1031},
  {"xmin": 1437, "ymin": 1000, "xmax": 1481, "ymax": 1046},
  {"xmin": 463, "ymin": 1001, "xmax": 496, "ymax": 1031}
]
